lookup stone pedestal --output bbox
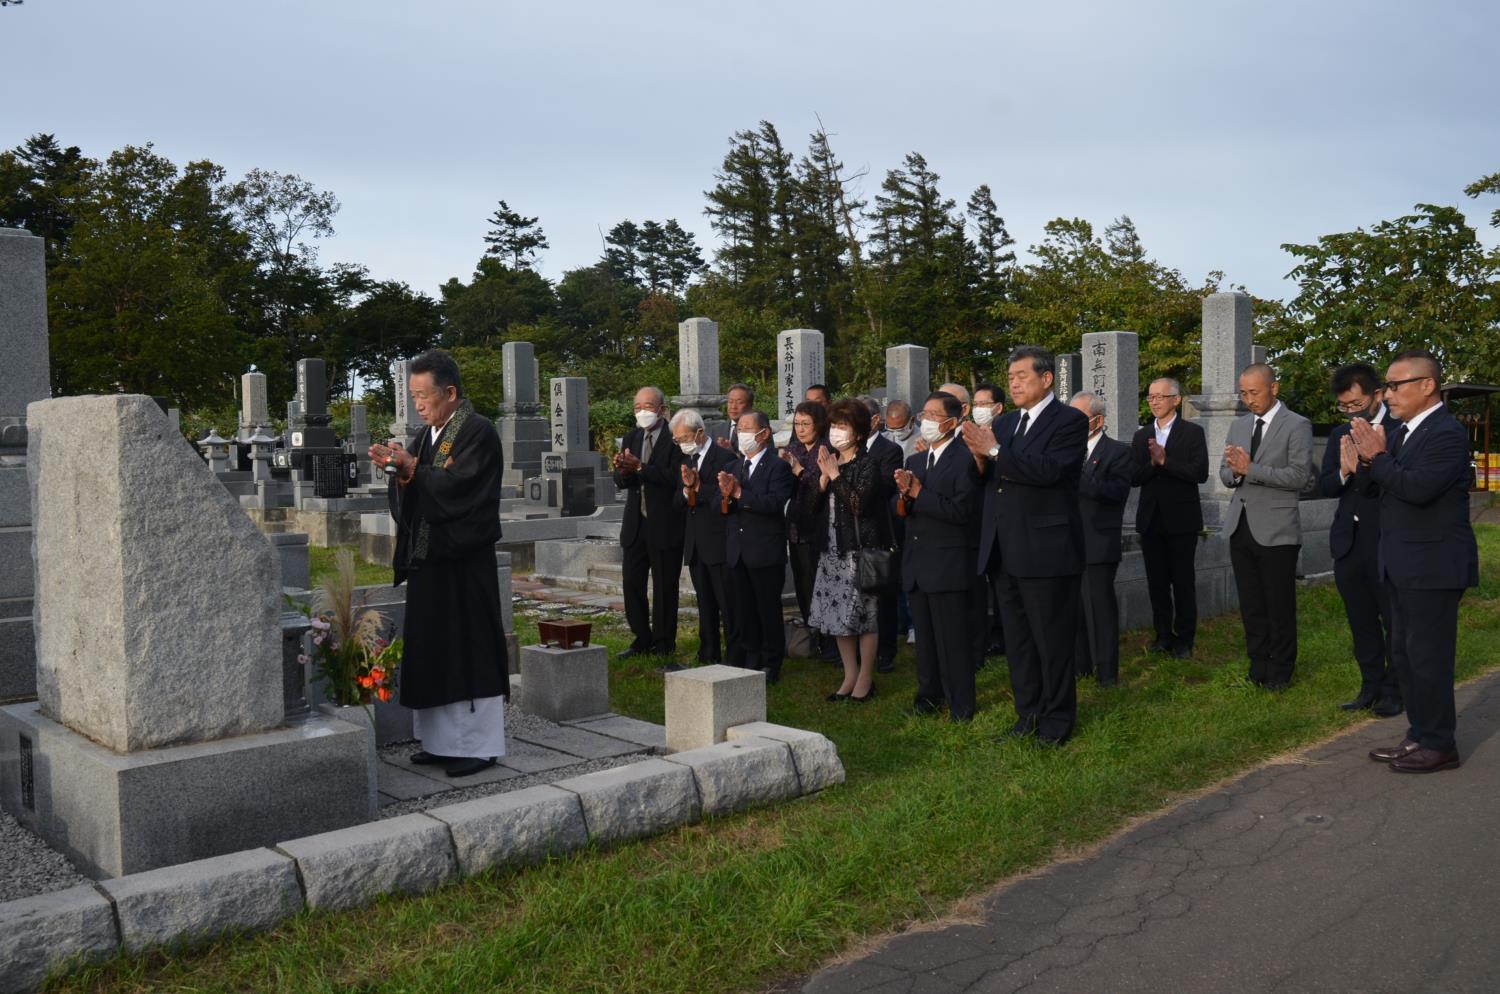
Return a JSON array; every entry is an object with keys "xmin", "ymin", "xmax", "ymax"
[
  {"xmin": 664, "ymin": 664, "xmax": 766, "ymax": 752},
  {"xmin": 517, "ymin": 644, "xmax": 609, "ymax": 721}
]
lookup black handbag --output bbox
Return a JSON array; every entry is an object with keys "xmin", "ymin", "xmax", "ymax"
[{"xmin": 850, "ymin": 481, "xmax": 900, "ymax": 594}]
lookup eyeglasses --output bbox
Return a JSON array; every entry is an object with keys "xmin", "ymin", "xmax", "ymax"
[
  {"xmin": 1381, "ymin": 376, "xmax": 1431, "ymax": 392},
  {"xmin": 1146, "ymin": 393, "xmax": 1178, "ymax": 402},
  {"xmin": 792, "ymin": 419, "xmax": 815, "ymax": 429},
  {"xmin": 1336, "ymin": 399, "xmax": 1372, "ymax": 413}
]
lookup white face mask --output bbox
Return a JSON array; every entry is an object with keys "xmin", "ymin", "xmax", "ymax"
[
  {"xmin": 828, "ymin": 427, "xmax": 853, "ymax": 450},
  {"xmin": 737, "ymin": 431, "xmax": 761, "ymax": 454},
  {"xmin": 677, "ymin": 439, "xmax": 700, "ymax": 456},
  {"xmin": 634, "ymin": 408, "xmax": 659, "ymax": 430},
  {"xmin": 972, "ymin": 406, "xmax": 995, "ymax": 427},
  {"xmin": 919, "ymin": 418, "xmax": 947, "ymax": 444},
  {"xmin": 886, "ymin": 422, "xmax": 913, "ymax": 438}
]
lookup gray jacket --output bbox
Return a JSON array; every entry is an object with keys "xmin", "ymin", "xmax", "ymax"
[{"xmin": 1218, "ymin": 404, "xmax": 1314, "ymax": 547}]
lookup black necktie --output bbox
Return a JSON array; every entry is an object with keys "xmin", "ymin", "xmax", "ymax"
[
  {"xmin": 926, "ymin": 449, "xmax": 935, "ymax": 471},
  {"xmin": 1249, "ymin": 418, "xmax": 1264, "ymax": 460},
  {"xmin": 1015, "ymin": 412, "xmax": 1030, "ymax": 439},
  {"xmin": 640, "ymin": 428, "xmax": 654, "ymax": 517},
  {"xmin": 1388, "ymin": 424, "xmax": 1408, "ymax": 459}
]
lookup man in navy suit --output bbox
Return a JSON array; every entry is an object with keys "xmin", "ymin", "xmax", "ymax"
[
  {"xmin": 988, "ymin": 347, "xmax": 1089, "ymax": 744},
  {"xmin": 894, "ymin": 391, "xmax": 980, "ymax": 721},
  {"xmin": 1317, "ymin": 363, "xmax": 1402, "ymax": 716},
  {"xmin": 1352, "ymin": 349, "xmax": 1479, "ymax": 774},
  {"xmin": 613, "ymin": 386, "xmax": 686, "ymax": 659},
  {"xmin": 672, "ymin": 409, "xmax": 739, "ymax": 669},
  {"xmin": 719, "ymin": 410, "xmax": 795, "ymax": 682},
  {"xmin": 1069, "ymin": 392, "xmax": 1135, "ymax": 687}
]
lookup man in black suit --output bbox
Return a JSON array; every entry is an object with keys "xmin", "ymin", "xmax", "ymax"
[
  {"xmin": 709, "ymin": 383, "xmax": 754, "ymax": 452},
  {"xmin": 1353, "ymin": 349, "xmax": 1479, "ymax": 775},
  {"xmin": 719, "ymin": 410, "xmax": 795, "ymax": 682},
  {"xmin": 858, "ymin": 396, "xmax": 906, "ymax": 674},
  {"xmin": 1316, "ymin": 363, "xmax": 1402, "ymax": 716},
  {"xmin": 612, "ymin": 386, "xmax": 685, "ymax": 659},
  {"xmin": 960, "ymin": 383, "xmax": 1008, "ymax": 667},
  {"xmin": 672, "ymin": 409, "xmax": 739, "ymax": 669},
  {"xmin": 894, "ymin": 391, "xmax": 979, "ymax": 721},
  {"xmin": 989, "ymin": 347, "xmax": 1089, "ymax": 744},
  {"xmin": 1069, "ymin": 391, "xmax": 1135, "ymax": 687},
  {"xmin": 1130, "ymin": 378, "xmax": 1209, "ymax": 658}
]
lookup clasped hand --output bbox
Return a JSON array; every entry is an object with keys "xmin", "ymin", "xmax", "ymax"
[
  {"xmin": 1147, "ymin": 438, "xmax": 1166, "ymax": 467},
  {"xmin": 893, "ymin": 467, "xmax": 920, "ymax": 500},
  {"xmin": 368, "ymin": 441, "xmax": 415, "ymax": 482},
  {"xmin": 613, "ymin": 450, "xmax": 642, "ymax": 474},
  {"xmin": 1224, "ymin": 444, "xmax": 1251, "ymax": 478},
  {"xmin": 1348, "ymin": 417, "xmax": 1387, "ymax": 461},
  {"xmin": 716, "ymin": 470, "xmax": 742, "ymax": 501},
  {"xmin": 960, "ymin": 421, "xmax": 995, "ymax": 458},
  {"xmin": 814, "ymin": 445, "xmax": 839, "ymax": 486}
]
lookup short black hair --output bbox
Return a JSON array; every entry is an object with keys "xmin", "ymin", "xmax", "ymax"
[
  {"xmin": 739, "ymin": 409, "xmax": 771, "ymax": 432},
  {"xmin": 973, "ymin": 382, "xmax": 1004, "ymax": 405},
  {"xmin": 1008, "ymin": 345, "xmax": 1055, "ymax": 378},
  {"xmin": 1330, "ymin": 362, "xmax": 1380, "ymax": 396},
  {"xmin": 727, "ymin": 383, "xmax": 755, "ymax": 403},
  {"xmin": 926, "ymin": 391, "xmax": 964, "ymax": 420},
  {"xmin": 793, "ymin": 400, "xmax": 828, "ymax": 437},
  {"xmin": 829, "ymin": 398, "xmax": 873, "ymax": 442},
  {"xmin": 1392, "ymin": 348, "xmax": 1443, "ymax": 388},
  {"xmin": 410, "ymin": 349, "xmax": 464, "ymax": 398},
  {"xmin": 806, "ymin": 383, "xmax": 831, "ymax": 400}
]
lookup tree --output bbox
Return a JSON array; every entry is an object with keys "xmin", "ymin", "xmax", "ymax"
[
  {"xmin": 965, "ymin": 184, "xmax": 1016, "ymax": 284},
  {"xmin": 483, "ymin": 199, "xmax": 549, "ymax": 270},
  {"xmin": 332, "ymin": 280, "xmax": 442, "ymax": 399},
  {"xmin": 1464, "ymin": 170, "xmax": 1500, "ymax": 229},
  {"xmin": 703, "ymin": 121, "xmax": 795, "ymax": 312},
  {"xmin": 0, "ymin": 133, "xmax": 92, "ymax": 265},
  {"xmin": 440, "ymin": 256, "xmax": 555, "ymax": 347}
]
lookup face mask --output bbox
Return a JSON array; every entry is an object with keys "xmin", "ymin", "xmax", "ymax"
[
  {"xmin": 972, "ymin": 406, "xmax": 994, "ymax": 427},
  {"xmin": 885, "ymin": 423, "xmax": 913, "ymax": 439},
  {"xmin": 634, "ymin": 409, "xmax": 659, "ymax": 430},
  {"xmin": 828, "ymin": 427, "xmax": 853, "ymax": 450},
  {"xmin": 677, "ymin": 439, "xmax": 700, "ymax": 456},
  {"xmin": 919, "ymin": 418, "xmax": 947, "ymax": 444},
  {"xmin": 737, "ymin": 431, "xmax": 760, "ymax": 454}
]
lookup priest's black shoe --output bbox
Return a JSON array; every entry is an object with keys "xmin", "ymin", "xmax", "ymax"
[
  {"xmin": 1171, "ymin": 642, "xmax": 1194, "ymax": 660},
  {"xmin": 410, "ymin": 750, "xmax": 453, "ymax": 766},
  {"xmin": 1147, "ymin": 639, "xmax": 1173, "ymax": 654},
  {"xmin": 1388, "ymin": 747, "xmax": 1460, "ymax": 774},
  {"xmin": 1339, "ymin": 689, "xmax": 1378, "ymax": 711},
  {"xmin": 1372, "ymin": 698, "xmax": 1404, "ymax": 718},
  {"xmin": 445, "ymin": 757, "xmax": 497, "ymax": 778}
]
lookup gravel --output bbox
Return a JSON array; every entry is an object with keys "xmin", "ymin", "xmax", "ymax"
[{"xmin": 0, "ymin": 810, "xmax": 89, "ymax": 904}]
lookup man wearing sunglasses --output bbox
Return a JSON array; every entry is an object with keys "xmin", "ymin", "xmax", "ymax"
[{"xmin": 1351, "ymin": 349, "xmax": 1479, "ymax": 775}]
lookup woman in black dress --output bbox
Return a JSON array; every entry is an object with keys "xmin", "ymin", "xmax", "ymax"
[{"xmin": 781, "ymin": 400, "xmax": 829, "ymax": 648}]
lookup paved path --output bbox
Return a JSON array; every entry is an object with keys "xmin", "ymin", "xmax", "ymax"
[{"xmin": 797, "ymin": 670, "xmax": 1500, "ymax": 994}]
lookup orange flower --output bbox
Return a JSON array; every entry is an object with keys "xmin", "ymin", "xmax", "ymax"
[
  {"xmin": 357, "ymin": 674, "xmax": 375, "ymax": 689},
  {"xmin": 370, "ymin": 667, "xmax": 386, "ymax": 683},
  {"xmin": 376, "ymin": 686, "xmax": 392, "ymax": 702}
]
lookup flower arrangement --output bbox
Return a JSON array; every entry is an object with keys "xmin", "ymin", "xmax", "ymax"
[{"xmin": 294, "ymin": 550, "xmax": 402, "ymax": 708}]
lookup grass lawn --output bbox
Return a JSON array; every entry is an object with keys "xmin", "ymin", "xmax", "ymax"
[
  {"xmin": 54, "ymin": 526, "xmax": 1500, "ymax": 994},
  {"xmin": 307, "ymin": 545, "xmax": 394, "ymax": 590}
]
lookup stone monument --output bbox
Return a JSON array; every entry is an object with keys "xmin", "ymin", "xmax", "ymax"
[
  {"xmin": 347, "ymin": 402, "xmax": 372, "ymax": 484},
  {"xmin": 0, "ymin": 227, "xmax": 48, "ymax": 700},
  {"xmin": 533, "ymin": 376, "xmax": 596, "ymax": 515},
  {"xmin": 884, "ymin": 344, "xmax": 930, "ymax": 410},
  {"xmin": 776, "ymin": 329, "xmax": 825, "ymax": 423},
  {"xmin": 0, "ymin": 395, "xmax": 372, "ymax": 877},
  {"xmin": 389, "ymin": 358, "xmax": 421, "ymax": 447},
  {"xmin": 671, "ymin": 318, "xmax": 728, "ymax": 430},
  {"xmin": 1189, "ymin": 292, "xmax": 1253, "ymax": 506},
  {"xmin": 496, "ymin": 341, "xmax": 549, "ymax": 493},
  {"xmin": 1080, "ymin": 331, "xmax": 1141, "ymax": 435},
  {"xmin": 1054, "ymin": 352, "xmax": 1083, "ymax": 402}
]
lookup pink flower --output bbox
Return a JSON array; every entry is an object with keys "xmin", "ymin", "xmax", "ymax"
[{"xmin": 296, "ymin": 653, "xmax": 310, "ymax": 665}]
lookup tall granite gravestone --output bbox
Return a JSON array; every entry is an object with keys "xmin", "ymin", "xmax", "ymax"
[
  {"xmin": 1081, "ymin": 331, "xmax": 1141, "ymax": 436},
  {"xmin": 1252, "ymin": 344, "xmax": 1268, "ymax": 365},
  {"xmin": 497, "ymin": 341, "xmax": 549, "ymax": 493},
  {"xmin": 1189, "ymin": 292, "xmax": 1253, "ymax": 507},
  {"xmin": 1054, "ymin": 353, "xmax": 1083, "ymax": 402},
  {"xmin": 238, "ymin": 371, "xmax": 271, "ymax": 440},
  {"xmin": 884, "ymin": 344, "xmax": 930, "ymax": 410},
  {"xmin": 534, "ymin": 376, "xmax": 596, "ymax": 515},
  {"xmin": 777, "ymin": 329, "xmax": 825, "ymax": 423},
  {"xmin": 348, "ymin": 402, "xmax": 372, "ymax": 484},
  {"xmin": 671, "ymin": 318, "xmax": 728, "ymax": 430},
  {"xmin": 0, "ymin": 395, "xmax": 371, "ymax": 877},
  {"xmin": 0, "ymin": 227, "xmax": 48, "ymax": 700},
  {"xmin": 389, "ymin": 358, "xmax": 421, "ymax": 447}
]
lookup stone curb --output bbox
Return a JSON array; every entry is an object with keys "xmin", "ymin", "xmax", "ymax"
[{"xmin": 0, "ymin": 724, "xmax": 846, "ymax": 992}]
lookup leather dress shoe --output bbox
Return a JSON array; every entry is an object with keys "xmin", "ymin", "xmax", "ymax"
[
  {"xmin": 445, "ymin": 756, "xmax": 497, "ymax": 778},
  {"xmin": 1001, "ymin": 717, "xmax": 1037, "ymax": 740},
  {"xmin": 1147, "ymin": 639, "xmax": 1173, "ymax": 654},
  {"xmin": 1369, "ymin": 739, "xmax": 1419, "ymax": 762},
  {"xmin": 1389, "ymin": 747, "xmax": 1461, "ymax": 774},
  {"xmin": 876, "ymin": 657, "xmax": 896, "ymax": 674},
  {"xmin": 1372, "ymin": 699, "xmax": 1404, "ymax": 718},
  {"xmin": 1171, "ymin": 643, "xmax": 1194, "ymax": 660},
  {"xmin": 410, "ymin": 750, "xmax": 453, "ymax": 766},
  {"xmin": 617, "ymin": 647, "xmax": 646, "ymax": 661},
  {"xmin": 1339, "ymin": 690, "xmax": 1378, "ymax": 711},
  {"xmin": 906, "ymin": 698, "xmax": 942, "ymax": 717},
  {"xmin": 655, "ymin": 662, "xmax": 687, "ymax": 674}
]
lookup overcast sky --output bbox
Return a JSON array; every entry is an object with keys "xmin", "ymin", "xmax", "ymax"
[{"xmin": 7, "ymin": 0, "xmax": 1498, "ymax": 306}]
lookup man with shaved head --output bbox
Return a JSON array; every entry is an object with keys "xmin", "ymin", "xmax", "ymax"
[
  {"xmin": 1350, "ymin": 349, "xmax": 1478, "ymax": 774},
  {"xmin": 1219, "ymin": 363, "xmax": 1314, "ymax": 690}
]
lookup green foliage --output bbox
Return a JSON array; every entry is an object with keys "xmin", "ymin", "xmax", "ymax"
[
  {"xmin": 440, "ymin": 256, "xmax": 555, "ymax": 347},
  {"xmin": 450, "ymin": 343, "xmax": 504, "ymax": 415},
  {"xmin": 1464, "ymin": 171, "xmax": 1500, "ymax": 230},
  {"xmin": 483, "ymin": 199, "xmax": 549, "ymax": 270}
]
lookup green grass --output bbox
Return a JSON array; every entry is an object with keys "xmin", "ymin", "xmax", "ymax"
[
  {"xmin": 307, "ymin": 545, "xmax": 394, "ymax": 590},
  {"xmin": 52, "ymin": 527, "xmax": 1500, "ymax": 994}
]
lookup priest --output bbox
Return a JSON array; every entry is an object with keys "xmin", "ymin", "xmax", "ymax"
[{"xmin": 369, "ymin": 349, "xmax": 507, "ymax": 778}]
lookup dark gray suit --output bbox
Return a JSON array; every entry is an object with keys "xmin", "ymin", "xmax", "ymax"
[{"xmin": 1074, "ymin": 434, "xmax": 1134, "ymax": 685}]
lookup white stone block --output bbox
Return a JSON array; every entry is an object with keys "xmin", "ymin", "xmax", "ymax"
[
  {"xmin": 727, "ymin": 721, "xmax": 846, "ymax": 793},
  {"xmin": 277, "ymin": 813, "xmax": 456, "ymax": 912},
  {"xmin": 663, "ymin": 737, "xmax": 800, "ymax": 817},
  {"xmin": 518, "ymin": 644, "xmax": 609, "ymax": 721},
  {"xmin": 426, "ymin": 784, "xmax": 588, "ymax": 875},
  {"xmin": 553, "ymin": 758, "xmax": 700, "ymax": 844},
  {"xmin": 665, "ymin": 664, "xmax": 766, "ymax": 752}
]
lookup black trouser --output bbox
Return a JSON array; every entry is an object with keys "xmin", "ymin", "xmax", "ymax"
[
  {"xmin": 622, "ymin": 532, "xmax": 683, "ymax": 655},
  {"xmin": 966, "ymin": 570, "xmax": 991, "ymax": 671},
  {"xmin": 1141, "ymin": 519, "xmax": 1198, "ymax": 648},
  {"xmin": 1333, "ymin": 533, "xmax": 1399, "ymax": 704},
  {"xmin": 789, "ymin": 540, "xmax": 818, "ymax": 621},
  {"xmin": 910, "ymin": 587, "xmax": 974, "ymax": 720},
  {"xmin": 1229, "ymin": 519, "xmax": 1299, "ymax": 686},
  {"xmin": 688, "ymin": 557, "xmax": 734, "ymax": 663},
  {"xmin": 1075, "ymin": 561, "xmax": 1120, "ymax": 684},
  {"xmin": 1386, "ymin": 580, "xmax": 1463, "ymax": 752},
  {"xmin": 999, "ymin": 572, "xmax": 1081, "ymax": 741},
  {"xmin": 731, "ymin": 561, "xmax": 786, "ymax": 678},
  {"xmin": 876, "ymin": 589, "xmax": 898, "ymax": 665}
]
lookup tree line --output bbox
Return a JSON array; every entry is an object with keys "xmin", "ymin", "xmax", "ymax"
[{"xmin": 3, "ymin": 128, "xmax": 1497, "ymax": 440}]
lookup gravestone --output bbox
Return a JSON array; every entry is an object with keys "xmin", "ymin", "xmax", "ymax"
[
  {"xmin": 1081, "ymin": 332, "xmax": 1141, "ymax": 436},
  {"xmin": 1252, "ymin": 344, "xmax": 1268, "ymax": 365},
  {"xmin": 532, "ymin": 377, "xmax": 597, "ymax": 512},
  {"xmin": 1054, "ymin": 353, "xmax": 1083, "ymax": 402},
  {"xmin": 0, "ymin": 227, "xmax": 49, "ymax": 700},
  {"xmin": 1189, "ymin": 292, "xmax": 1253, "ymax": 503},
  {"xmin": 348, "ymin": 403, "xmax": 371, "ymax": 484},
  {"xmin": 884, "ymin": 344, "xmax": 930, "ymax": 410},
  {"xmin": 239, "ymin": 372, "xmax": 271, "ymax": 438},
  {"xmin": 671, "ymin": 318, "xmax": 728, "ymax": 429},
  {"xmin": 777, "ymin": 329, "xmax": 825, "ymax": 423},
  {"xmin": 497, "ymin": 341, "xmax": 549, "ymax": 492},
  {"xmin": 0, "ymin": 394, "xmax": 371, "ymax": 877},
  {"xmin": 389, "ymin": 358, "xmax": 420, "ymax": 446}
]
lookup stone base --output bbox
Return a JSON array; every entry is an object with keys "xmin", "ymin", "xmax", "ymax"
[
  {"xmin": 0, "ymin": 609, "xmax": 34, "ymax": 701},
  {"xmin": 0, "ymin": 703, "xmax": 375, "ymax": 878}
]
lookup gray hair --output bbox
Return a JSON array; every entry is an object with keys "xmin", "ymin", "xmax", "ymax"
[
  {"xmin": 1070, "ymin": 391, "xmax": 1106, "ymax": 417},
  {"xmin": 856, "ymin": 394, "xmax": 881, "ymax": 416},
  {"xmin": 737, "ymin": 409, "xmax": 771, "ymax": 432},
  {"xmin": 884, "ymin": 399, "xmax": 911, "ymax": 418},
  {"xmin": 1150, "ymin": 377, "xmax": 1182, "ymax": 396},
  {"xmin": 669, "ymin": 409, "xmax": 704, "ymax": 433},
  {"xmin": 937, "ymin": 382, "xmax": 971, "ymax": 405},
  {"xmin": 636, "ymin": 385, "xmax": 666, "ymax": 407},
  {"xmin": 726, "ymin": 383, "xmax": 755, "ymax": 402},
  {"xmin": 1008, "ymin": 345, "xmax": 1055, "ymax": 378}
]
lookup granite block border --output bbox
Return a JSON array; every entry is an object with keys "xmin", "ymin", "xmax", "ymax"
[{"xmin": 0, "ymin": 723, "xmax": 845, "ymax": 992}]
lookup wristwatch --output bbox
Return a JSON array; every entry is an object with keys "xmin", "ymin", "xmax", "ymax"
[{"xmin": 987, "ymin": 445, "xmax": 999, "ymax": 458}]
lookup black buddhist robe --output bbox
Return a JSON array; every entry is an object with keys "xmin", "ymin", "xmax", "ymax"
[{"xmin": 388, "ymin": 407, "xmax": 508, "ymax": 710}]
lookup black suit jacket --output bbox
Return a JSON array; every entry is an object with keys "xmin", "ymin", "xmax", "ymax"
[
  {"xmin": 615, "ymin": 422, "xmax": 686, "ymax": 550},
  {"xmin": 1317, "ymin": 414, "xmax": 1399, "ymax": 561},
  {"xmin": 1131, "ymin": 416, "xmax": 1208, "ymax": 535},
  {"xmin": 675, "ymin": 441, "xmax": 739, "ymax": 567},
  {"xmin": 899, "ymin": 439, "xmax": 979, "ymax": 593},
  {"xmin": 725, "ymin": 449, "xmax": 794, "ymax": 569},
  {"xmin": 1078, "ymin": 434, "xmax": 1134, "ymax": 564},
  {"xmin": 1367, "ymin": 406, "xmax": 1479, "ymax": 590},
  {"xmin": 991, "ymin": 399, "xmax": 1089, "ymax": 578}
]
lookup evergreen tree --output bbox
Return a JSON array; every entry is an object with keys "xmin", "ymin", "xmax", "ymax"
[
  {"xmin": 703, "ymin": 121, "xmax": 794, "ymax": 312},
  {"xmin": 0, "ymin": 133, "xmax": 92, "ymax": 265},
  {"xmin": 483, "ymin": 199, "xmax": 549, "ymax": 270}
]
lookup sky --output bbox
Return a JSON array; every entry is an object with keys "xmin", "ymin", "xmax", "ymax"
[{"xmin": 5, "ymin": 0, "xmax": 1499, "ymax": 306}]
